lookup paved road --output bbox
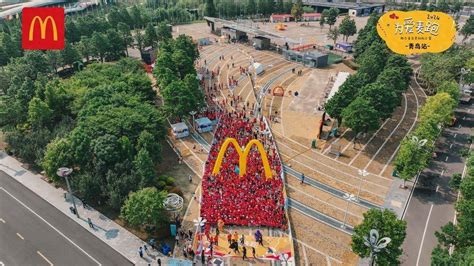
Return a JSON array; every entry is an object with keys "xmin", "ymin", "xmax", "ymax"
[
  {"xmin": 0, "ymin": 171, "xmax": 132, "ymax": 266},
  {"xmin": 401, "ymin": 101, "xmax": 473, "ymax": 266}
]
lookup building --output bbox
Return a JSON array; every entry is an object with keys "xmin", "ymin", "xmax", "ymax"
[
  {"xmin": 221, "ymin": 26, "xmax": 248, "ymax": 42},
  {"xmin": 283, "ymin": 50, "xmax": 329, "ymax": 68},
  {"xmin": 335, "ymin": 42, "xmax": 353, "ymax": 53},
  {"xmin": 302, "ymin": 1, "xmax": 385, "ymax": 17},
  {"xmin": 302, "ymin": 12, "xmax": 321, "ymax": 21},
  {"xmin": 270, "ymin": 14, "xmax": 293, "ymax": 23},
  {"xmin": 253, "ymin": 36, "xmax": 271, "ymax": 50}
]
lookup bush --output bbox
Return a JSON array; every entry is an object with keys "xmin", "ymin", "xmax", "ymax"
[{"xmin": 449, "ymin": 173, "xmax": 462, "ymax": 190}]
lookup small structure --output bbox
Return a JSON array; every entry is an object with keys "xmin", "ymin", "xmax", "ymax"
[
  {"xmin": 164, "ymin": 193, "xmax": 184, "ymax": 213},
  {"xmin": 198, "ymin": 37, "xmax": 211, "ymax": 46},
  {"xmin": 272, "ymin": 86, "xmax": 285, "ymax": 96},
  {"xmin": 221, "ymin": 26, "xmax": 247, "ymax": 42},
  {"xmin": 252, "ymin": 62, "xmax": 265, "ymax": 75},
  {"xmin": 270, "ymin": 14, "xmax": 292, "ymax": 23},
  {"xmin": 302, "ymin": 13, "xmax": 321, "ymax": 21},
  {"xmin": 327, "ymin": 72, "xmax": 350, "ymax": 101},
  {"xmin": 140, "ymin": 47, "xmax": 156, "ymax": 65},
  {"xmin": 335, "ymin": 42, "xmax": 353, "ymax": 53},
  {"xmin": 171, "ymin": 122, "xmax": 189, "ymax": 139},
  {"xmin": 283, "ymin": 50, "xmax": 328, "ymax": 68},
  {"xmin": 195, "ymin": 117, "xmax": 213, "ymax": 133},
  {"xmin": 253, "ymin": 36, "xmax": 271, "ymax": 50}
]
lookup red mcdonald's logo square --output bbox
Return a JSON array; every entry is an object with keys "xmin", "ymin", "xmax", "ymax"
[{"xmin": 22, "ymin": 7, "xmax": 65, "ymax": 50}]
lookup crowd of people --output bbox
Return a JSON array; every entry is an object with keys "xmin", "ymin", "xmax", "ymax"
[{"xmin": 200, "ymin": 112, "xmax": 287, "ymax": 229}]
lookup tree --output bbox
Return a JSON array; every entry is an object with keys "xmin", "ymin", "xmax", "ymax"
[
  {"xmin": 353, "ymin": 14, "xmax": 380, "ymax": 58},
  {"xmin": 134, "ymin": 29, "xmax": 145, "ymax": 52},
  {"xmin": 156, "ymin": 22, "xmax": 172, "ymax": 42},
  {"xmin": 339, "ymin": 16, "xmax": 357, "ymax": 42},
  {"xmin": 461, "ymin": 15, "xmax": 474, "ymax": 43},
  {"xmin": 144, "ymin": 23, "xmax": 158, "ymax": 48},
  {"xmin": 326, "ymin": 8, "xmax": 339, "ymax": 30},
  {"xmin": 394, "ymin": 137, "xmax": 430, "ymax": 187},
  {"xmin": 46, "ymin": 50, "xmax": 62, "ymax": 73},
  {"xmin": 358, "ymin": 82, "xmax": 399, "ymax": 119},
  {"xmin": 419, "ymin": 92, "xmax": 456, "ymax": 126},
  {"xmin": 319, "ymin": 10, "xmax": 327, "ymax": 30},
  {"xmin": 28, "ymin": 97, "xmax": 53, "ymax": 128},
  {"xmin": 275, "ymin": 0, "xmax": 284, "ymax": 13},
  {"xmin": 90, "ymin": 32, "xmax": 109, "ymax": 62},
  {"xmin": 291, "ymin": 0, "xmax": 303, "ymax": 22},
  {"xmin": 327, "ymin": 26, "xmax": 340, "ymax": 45},
  {"xmin": 357, "ymin": 41, "xmax": 389, "ymax": 82},
  {"xmin": 246, "ymin": 0, "xmax": 256, "ymax": 16},
  {"xmin": 136, "ymin": 130, "xmax": 162, "ymax": 163},
  {"xmin": 65, "ymin": 20, "xmax": 80, "ymax": 44},
  {"xmin": 106, "ymin": 29, "xmax": 126, "ymax": 60},
  {"xmin": 134, "ymin": 148, "xmax": 156, "ymax": 189},
  {"xmin": 77, "ymin": 36, "xmax": 92, "ymax": 62},
  {"xmin": 117, "ymin": 22, "xmax": 132, "ymax": 56},
  {"xmin": 120, "ymin": 187, "xmax": 168, "ymax": 227},
  {"xmin": 41, "ymin": 138, "xmax": 74, "ymax": 182},
  {"xmin": 205, "ymin": 0, "xmax": 216, "ymax": 17},
  {"xmin": 130, "ymin": 5, "xmax": 143, "ymax": 29},
  {"xmin": 352, "ymin": 209, "xmax": 407, "ymax": 266},
  {"xmin": 60, "ymin": 42, "xmax": 81, "ymax": 68},
  {"xmin": 342, "ymin": 97, "xmax": 380, "ymax": 135},
  {"xmin": 437, "ymin": 80, "xmax": 461, "ymax": 102}
]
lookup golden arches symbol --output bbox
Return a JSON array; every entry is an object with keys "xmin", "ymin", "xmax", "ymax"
[
  {"xmin": 212, "ymin": 138, "xmax": 273, "ymax": 179},
  {"xmin": 28, "ymin": 16, "xmax": 58, "ymax": 41}
]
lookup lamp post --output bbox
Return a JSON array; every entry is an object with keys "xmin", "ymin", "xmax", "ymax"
[
  {"xmin": 357, "ymin": 169, "xmax": 369, "ymax": 202},
  {"xmin": 57, "ymin": 167, "xmax": 80, "ymax": 219},
  {"xmin": 459, "ymin": 67, "xmax": 471, "ymax": 92},
  {"xmin": 341, "ymin": 193, "xmax": 357, "ymax": 229},
  {"xmin": 189, "ymin": 111, "xmax": 197, "ymax": 132},
  {"xmin": 363, "ymin": 229, "xmax": 391, "ymax": 266}
]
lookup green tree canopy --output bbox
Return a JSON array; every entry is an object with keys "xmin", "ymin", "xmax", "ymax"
[
  {"xmin": 342, "ymin": 97, "xmax": 380, "ymax": 135},
  {"xmin": 352, "ymin": 209, "xmax": 407, "ymax": 265},
  {"xmin": 339, "ymin": 16, "xmax": 357, "ymax": 42},
  {"xmin": 120, "ymin": 187, "xmax": 168, "ymax": 227}
]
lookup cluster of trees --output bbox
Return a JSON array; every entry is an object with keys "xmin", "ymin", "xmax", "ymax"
[
  {"xmin": 351, "ymin": 209, "xmax": 407, "ymax": 265},
  {"xmin": 431, "ymin": 152, "xmax": 474, "ymax": 264},
  {"xmin": 389, "ymin": 0, "xmax": 466, "ymax": 14},
  {"xmin": 325, "ymin": 14, "xmax": 412, "ymax": 139},
  {"xmin": 205, "ymin": 0, "xmax": 294, "ymax": 18},
  {"xmin": 325, "ymin": 14, "xmax": 357, "ymax": 45},
  {"xmin": 153, "ymin": 35, "xmax": 205, "ymax": 119},
  {"xmin": 395, "ymin": 47, "xmax": 472, "ymax": 187}
]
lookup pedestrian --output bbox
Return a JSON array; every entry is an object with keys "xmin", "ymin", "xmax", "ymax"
[
  {"xmin": 240, "ymin": 234, "xmax": 245, "ymax": 245},
  {"xmin": 87, "ymin": 218, "xmax": 94, "ymax": 229},
  {"xmin": 175, "ymin": 234, "xmax": 180, "ymax": 245},
  {"xmin": 201, "ymin": 249, "xmax": 205, "ymax": 264},
  {"xmin": 227, "ymin": 233, "xmax": 232, "ymax": 245},
  {"xmin": 301, "ymin": 173, "xmax": 305, "ymax": 184},
  {"xmin": 138, "ymin": 247, "xmax": 144, "ymax": 258},
  {"xmin": 252, "ymin": 247, "xmax": 256, "ymax": 258},
  {"xmin": 157, "ymin": 258, "xmax": 161, "ymax": 266},
  {"xmin": 188, "ymin": 174, "xmax": 192, "ymax": 183},
  {"xmin": 242, "ymin": 246, "xmax": 248, "ymax": 260}
]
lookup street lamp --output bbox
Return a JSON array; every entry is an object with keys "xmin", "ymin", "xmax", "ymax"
[
  {"xmin": 341, "ymin": 193, "xmax": 357, "ymax": 229},
  {"xmin": 357, "ymin": 169, "xmax": 369, "ymax": 202},
  {"xmin": 189, "ymin": 111, "xmax": 197, "ymax": 132},
  {"xmin": 57, "ymin": 167, "xmax": 80, "ymax": 219},
  {"xmin": 459, "ymin": 67, "xmax": 471, "ymax": 92},
  {"xmin": 363, "ymin": 229, "xmax": 391, "ymax": 266},
  {"xmin": 411, "ymin": 136, "xmax": 427, "ymax": 148}
]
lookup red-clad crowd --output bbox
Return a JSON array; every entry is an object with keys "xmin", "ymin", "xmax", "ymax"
[{"xmin": 201, "ymin": 112, "xmax": 287, "ymax": 229}]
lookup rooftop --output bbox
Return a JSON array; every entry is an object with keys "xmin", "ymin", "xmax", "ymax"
[{"xmin": 302, "ymin": 0, "xmax": 385, "ymax": 10}]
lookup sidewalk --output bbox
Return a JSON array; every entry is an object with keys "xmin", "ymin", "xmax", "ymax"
[{"xmin": 0, "ymin": 151, "xmax": 186, "ymax": 265}]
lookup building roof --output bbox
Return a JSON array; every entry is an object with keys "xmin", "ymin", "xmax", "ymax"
[
  {"xmin": 302, "ymin": 0, "xmax": 384, "ymax": 10},
  {"xmin": 271, "ymin": 14, "xmax": 293, "ymax": 19},
  {"xmin": 302, "ymin": 13, "xmax": 321, "ymax": 17},
  {"xmin": 195, "ymin": 117, "xmax": 212, "ymax": 126},
  {"xmin": 171, "ymin": 122, "xmax": 188, "ymax": 132}
]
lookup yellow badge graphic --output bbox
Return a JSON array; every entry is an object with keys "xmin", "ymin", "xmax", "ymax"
[{"xmin": 377, "ymin": 11, "xmax": 456, "ymax": 55}]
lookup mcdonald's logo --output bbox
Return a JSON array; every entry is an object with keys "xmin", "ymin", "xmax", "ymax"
[
  {"xmin": 212, "ymin": 138, "xmax": 273, "ymax": 179},
  {"xmin": 22, "ymin": 8, "xmax": 64, "ymax": 50}
]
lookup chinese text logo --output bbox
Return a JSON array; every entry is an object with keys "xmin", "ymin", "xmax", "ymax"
[
  {"xmin": 377, "ymin": 11, "xmax": 455, "ymax": 55},
  {"xmin": 22, "ymin": 8, "xmax": 65, "ymax": 50}
]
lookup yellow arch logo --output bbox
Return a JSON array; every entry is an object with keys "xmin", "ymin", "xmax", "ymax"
[
  {"xmin": 212, "ymin": 138, "xmax": 273, "ymax": 179},
  {"xmin": 29, "ymin": 16, "xmax": 58, "ymax": 41}
]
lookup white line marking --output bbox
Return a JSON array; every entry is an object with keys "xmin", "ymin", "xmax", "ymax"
[
  {"xmin": 323, "ymin": 128, "xmax": 350, "ymax": 154},
  {"xmin": 441, "ymin": 170, "xmax": 445, "ymax": 176},
  {"xmin": 380, "ymin": 86, "xmax": 420, "ymax": 175},
  {"xmin": 283, "ymin": 232, "xmax": 343, "ymax": 264},
  {"xmin": 0, "ymin": 187, "xmax": 101, "ymax": 265},
  {"xmin": 360, "ymin": 93, "xmax": 408, "ymax": 169},
  {"xmin": 416, "ymin": 204, "xmax": 433, "ymax": 266},
  {"xmin": 302, "ymin": 244, "xmax": 309, "ymax": 265},
  {"xmin": 454, "ymin": 134, "xmax": 457, "ymax": 138},
  {"xmin": 37, "ymin": 251, "xmax": 54, "ymax": 266},
  {"xmin": 347, "ymin": 116, "xmax": 392, "ymax": 164},
  {"xmin": 16, "ymin": 232, "xmax": 24, "ymax": 240},
  {"xmin": 445, "ymin": 156, "xmax": 449, "ymax": 162},
  {"xmin": 0, "ymin": 218, "xmax": 5, "ymax": 223},
  {"xmin": 449, "ymin": 143, "xmax": 453, "ymax": 149},
  {"xmin": 458, "ymin": 124, "xmax": 462, "ymax": 128},
  {"xmin": 436, "ymin": 185, "xmax": 440, "ymax": 192}
]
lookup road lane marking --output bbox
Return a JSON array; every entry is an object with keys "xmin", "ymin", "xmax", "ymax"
[
  {"xmin": 454, "ymin": 134, "xmax": 457, "ymax": 138},
  {"xmin": 16, "ymin": 233, "xmax": 24, "ymax": 240},
  {"xmin": 0, "ymin": 187, "xmax": 102, "ymax": 265},
  {"xmin": 37, "ymin": 251, "xmax": 53, "ymax": 266},
  {"xmin": 0, "ymin": 218, "xmax": 5, "ymax": 223},
  {"xmin": 416, "ymin": 204, "xmax": 433, "ymax": 266},
  {"xmin": 441, "ymin": 170, "xmax": 445, "ymax": 176},
  {"xmin": 445, "ymin": 156, "xmax": 449, "ymax": 162},
  {"xmin": 436, "ymin": 185, "xmax": 440, "ymax": 192},
  {"xmin": 449, "ymin": 144, "xmax": 453, "ymax": 149}
]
